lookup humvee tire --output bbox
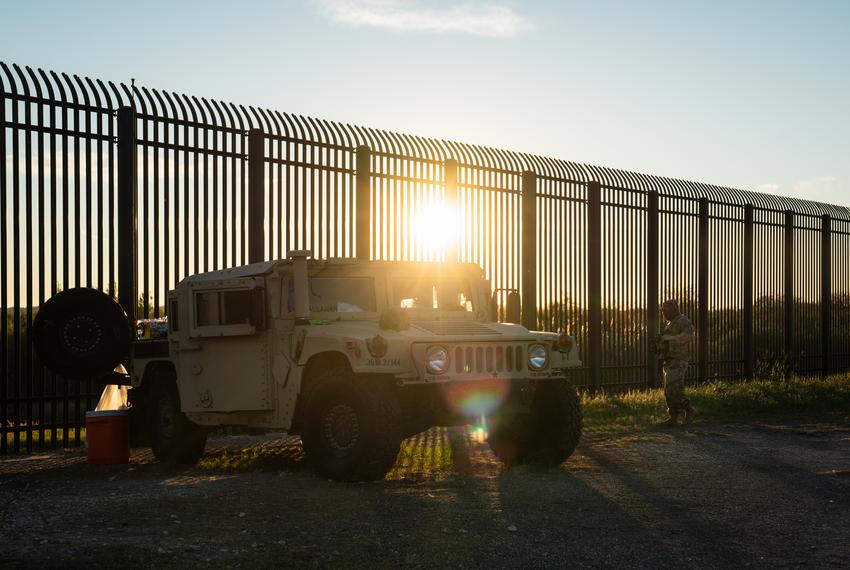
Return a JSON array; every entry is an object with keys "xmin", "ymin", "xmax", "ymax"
[
  {"xmin": 148, "ymin": 371, "xmax": 207, "ymax": 465},
  {"xmin": 32, "ymin": 287, "xmax": 129, "ymax": 380},
  {"xmin": 488, "ymin": 379, "xmax": 582, "ymax": 467},
  {"xmin": 301, "ymin": 367, "xmax": 402, "ymax": 481}
]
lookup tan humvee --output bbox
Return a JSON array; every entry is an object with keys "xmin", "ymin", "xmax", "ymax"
[{"xmin": 39, "ymin": 252, "xmax": 583, "ymax": 481}]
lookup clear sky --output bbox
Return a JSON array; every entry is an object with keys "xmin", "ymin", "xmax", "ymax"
[{"xmin": 2, "ymin": 0, "xmax": 849, "ymax": 206}]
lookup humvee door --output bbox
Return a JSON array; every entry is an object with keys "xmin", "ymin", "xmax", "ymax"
[{"xmin": 176, "ymin": 277, "xmax": 272, "ymax": 412}]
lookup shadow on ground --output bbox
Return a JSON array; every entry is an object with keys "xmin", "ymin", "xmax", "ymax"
[{"xmin": 2, "ymin": 422, "xmax": 850, "ymax": 568}]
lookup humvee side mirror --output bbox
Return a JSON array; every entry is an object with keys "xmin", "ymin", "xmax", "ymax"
[
  {"xmin": 251, "ymin": 287, "xmax": 266, "ymax": 331},
  {"xmin": 505, "ymin": 291, "xmax": 521, "ymax": 324}
]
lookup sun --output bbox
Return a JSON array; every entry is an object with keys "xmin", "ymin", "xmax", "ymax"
[{"xmin": 414, "ymin": 199, "xmax": 460, "ymax": 260}]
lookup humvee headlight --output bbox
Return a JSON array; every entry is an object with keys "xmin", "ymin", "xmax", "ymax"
[
  {"xmin": 528, "ymin": 343, "xmax": 548, "ymax": 370},
  {"xmin": 426, "ymin": 346, "xmax": 450, "ymax": 375}
]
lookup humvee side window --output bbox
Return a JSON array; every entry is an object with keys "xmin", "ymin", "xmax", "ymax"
[
  {"xmin": 196, "ymin": 290, "xmax": 252, "ymax": 326},
  {"xmin": 168, "ymin": 299, "xmax": 179, "ymax": 332},
  {"xmin": 307, "ymin": 277, "xmax": 375, "ymax": 313},
  {"xmin": 392, "ymin": 278, "xmax": 474, "ymax": 312}
]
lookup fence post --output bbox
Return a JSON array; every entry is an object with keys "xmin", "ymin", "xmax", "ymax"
[
  {"xmin": 698, "ymin": 197, "xmax": 709, "ymax": 382},
  {"xmin": 784, "ymin": 210, "xmax": 795, "ymax": 365},
  {"xmin": 587, "ymin": 181, "xmax": 602, "ymax": 392},
  {"xmin": 116, "ymin": 106, "xmax": 137, "ymax": 324},
  {"xmin": 743, "ymin": 204, "xmax": 754, "ymax": 379},
  {"xmin": 521, "ymin": 170, "xmax": 537, "ymax": 331},
  {"xmin": 356, "ymin": 145, "xmax": 371, "ymax": 260},
  {"xmin": 821, "ymin": 214, "xmax": 832, "ymax": 377},
  {"xmin": 646, "ymin": 190, "xmax": 660, "ymax": 388},
  {"xmin": 444, "ymin": 159, "xmax": 459, "ymax": 263},
  {"xmin": 248, "ymin": 128, "xmax": 265, "ymax": 263}
]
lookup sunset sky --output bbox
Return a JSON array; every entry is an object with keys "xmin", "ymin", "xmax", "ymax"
[{"xmin": 2, "ymin": 0, "xmax": 849, "ymax": 207}]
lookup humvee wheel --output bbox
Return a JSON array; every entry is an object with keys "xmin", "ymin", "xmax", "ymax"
[
  {"xmin": 488, "ymin": 379, "xmax": 582, "ymax": 467},
  {"xmin": 149, "ymin": 374, "xmax": 207, "ymax": 465},
  {"xmin": 301, "ymin": 367, "xmax": 402, "ymax": 481}
]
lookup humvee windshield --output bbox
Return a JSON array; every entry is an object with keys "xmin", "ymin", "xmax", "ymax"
[
  {"xmin": 391, "ymin": 276, "xmax": 474, "ymax": 313},
  {"xmin": 298, "ymin": 277, "xmax": 376, "ymax": 313}
]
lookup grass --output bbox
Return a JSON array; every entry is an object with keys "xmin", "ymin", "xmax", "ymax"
[
  {"xmin": 388, "ymin": 427, "xmax": 454, "ymax": 480},
  {"xmin": 197, "ymin": 446, "xmax": 290, "ymax": 471},
  {"xmin": 3, "ymin": 427, "xmax": 86, "ymax": 451},
  {"xmin": 583, "ymin": 373, "xmax": 850, "ymax": 430},
  {"xmin": 196, "ymin": 428, "xmax": 457, "ymax": 478},
  {"xmin": 196, "ymin": 438, "xmax": 307, "ymax": 472}
]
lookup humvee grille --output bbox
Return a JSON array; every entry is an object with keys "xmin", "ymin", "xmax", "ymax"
[
  {"xmin": 452, "ymin": 344, "xmax": 525, "ymax": 374},
  {"xmin": 415, "ymin": 322, "xmax": 495, "ymax": 336}
]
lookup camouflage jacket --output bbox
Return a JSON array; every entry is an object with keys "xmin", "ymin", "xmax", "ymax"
[{"xmin": 658, "ymin": 314, "xmax": 694, "ymax": 362}]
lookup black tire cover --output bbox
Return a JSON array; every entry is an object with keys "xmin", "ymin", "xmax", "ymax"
[{"xmin": 32, "ymin": 288, "xmax": 130, "ymax": 381}]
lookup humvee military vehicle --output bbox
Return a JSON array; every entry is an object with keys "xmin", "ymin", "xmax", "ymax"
[{"xmin": 33, "ymin": 253, "xmax": 582, "ymax": 481}]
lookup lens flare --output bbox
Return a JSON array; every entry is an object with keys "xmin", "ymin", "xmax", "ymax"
[
  {"xmin": 472, "ymin": 415, "xmax": 489, "ymax": 443},
  {"xmin": 439, "ymin": 378, "xmax": 509, "ymax": 418}
]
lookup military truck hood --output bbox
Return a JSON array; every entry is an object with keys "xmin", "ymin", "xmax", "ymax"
[
  {"xmin": 296, "ymin": 319, "xmax": 578, "ymax": 374},
  {"xmin": 300, "ymin": 319, "xmax": 557, "ymax": 343}
]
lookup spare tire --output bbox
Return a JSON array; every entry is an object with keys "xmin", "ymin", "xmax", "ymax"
[{"xmin": 33, "ymin": 288, "xmax": 130, "ymax": 381}]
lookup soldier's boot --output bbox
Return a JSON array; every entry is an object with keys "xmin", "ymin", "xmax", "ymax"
[
  {"xmin": 658, "ymin": 411, "xmax": 679, "ymax": 427},
  {"xmin": 681, "ymin": 400, "xmax": 695, "ymax": 426}
]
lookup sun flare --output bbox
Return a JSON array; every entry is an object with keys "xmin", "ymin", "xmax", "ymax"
[{"xmin": 414, "ymin": 200, "xmax": 460, "ymax": 259}]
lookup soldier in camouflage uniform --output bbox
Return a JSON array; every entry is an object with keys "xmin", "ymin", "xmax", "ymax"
[{"xmin": 656, "ymin": 299, "xmax": 696, "ymax": 426}]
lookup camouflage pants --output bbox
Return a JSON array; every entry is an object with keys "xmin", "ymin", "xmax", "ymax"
[{"xmin": 663, "ymin": 359, "xmax": 690, "ymax": 413}]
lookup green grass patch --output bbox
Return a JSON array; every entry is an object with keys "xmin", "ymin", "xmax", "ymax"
[
  {"xmin": 388, "ymin": 427, "xmax": 454, "ymax": 480},
  {"xmin": 3, "ymin": 427, "xmax": 86, "ymax": 451},
  {"xmin": 583, "ymin": 374, "xmax": 850, "ymax": 430},
  {"xmin": 197, "ymin": 441, "xmax": 304, "ymax": 472},
  {"xmin": 197, "ymin": 447, "xmax": 274, "ymax": 471}
]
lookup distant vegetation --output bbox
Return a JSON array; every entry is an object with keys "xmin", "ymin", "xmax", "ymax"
[
  {"xmin": 538, "ymin": 294, "xmax": 850, "ymax": 379},
  {"xmin": 583, "ymin": 373, "xmax": 850, "ymax": 430}
]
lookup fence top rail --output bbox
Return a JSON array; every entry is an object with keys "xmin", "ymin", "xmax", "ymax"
[{"xmin": 2, "ymin": 60, "xmax": 849, "ymax": 221}]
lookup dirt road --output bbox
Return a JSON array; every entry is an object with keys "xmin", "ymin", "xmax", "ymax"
[{"xmin": 2, "ymin": 422, "xmax": 849, "ymax": 568}]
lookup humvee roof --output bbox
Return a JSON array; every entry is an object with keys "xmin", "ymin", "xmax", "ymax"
[{"xmin": 181, "ymin": 258, "xmax": 486, "ymax": 284}]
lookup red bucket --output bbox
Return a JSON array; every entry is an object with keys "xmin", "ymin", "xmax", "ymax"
[{"xmin": 85, "ymin": 410, "xmax": 129, "ymax": 465}]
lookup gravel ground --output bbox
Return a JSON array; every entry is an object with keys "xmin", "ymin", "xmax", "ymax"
[{"xmin": 1, "ymin": 421, "xmax": 850, "ymax": 569}]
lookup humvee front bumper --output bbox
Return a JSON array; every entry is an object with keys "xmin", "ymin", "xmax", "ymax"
[
  {"xmin": 399, "ymin": 374, "xmax": 575, "ymax": 422},
  {"xmin": 395, "ymin": 368, "xmax": 577, "ymax": 386},
  {"xmin": 403, "ymin": 341, "xmax": 580, "ymax": 387}
]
